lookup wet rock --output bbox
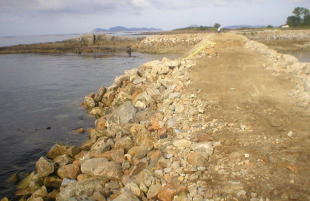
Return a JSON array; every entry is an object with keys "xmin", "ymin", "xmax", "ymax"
[
  {"xmin": 28, "ymin": 186, "xmax": 47, "ymax": 201},
  {"xmin": 17, "ymin": 172, "xmax": 36, "ymax": 190},
  {"xmin": 57, "ymin": 163, "xmax": 80, "ymax": 179},
  {"xmin": 173, "ymin": 139, "xmax": 191, "ymax": 148},
  {"xmin": 44, "ymin": 176, "xmax": 62, "ymax": 189},
  {"xmin": 36, "ymin": 156, "xmax": 55, "ymax": 177},
  {"xmin": 76, "ymin": 127, "xmax": 85, "ymax": 133},
  {"xmin": 81, "ymin": 158, "xmax": 122, "ymax": 179},
  {"xmin": 84, "ymin": 96, "xmax": 96, "ymax": 108},
  {"xmin": 94, "ymin": 86, "xmax": 106, "ymax": 103},
  {"xmin": 46, "ymin": 143, "xmax": 69, "ymax": 159},
  {"xmin": 147, "ymin": 184, "xmax": 162, "ymax": 199},
  {"xmin": 158, "ymin": 183, "xmax": 187, "ymax": 201},
  {"xmin": 53, "ymin": 154, "xmax": 72, "ymax": 166},
  {"xmin": 6, "ymin": 173, "xmax": 19, "ymax": 184},
  {"xmin": 113, "ymin": 192, "xmax": 139, "ymax": 201},
  {"xmin": 108, "ymin": 101, "xmax": 138, "ymax": 125}
]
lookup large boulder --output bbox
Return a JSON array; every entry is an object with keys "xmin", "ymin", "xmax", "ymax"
[
  {"xmin": 57, "ymin": 163, "xmax": 80, "ymax": 179},
  {"xmin": 107, "ymin": 101, "xmax": 137, "ymax": 125},
  {"xmin": 36, "ymin": 157, "xmax": 55, "ymax": 178},
  {"xmin": 81, "ymin": 158, "xmax": 122, "ymax": 180}
]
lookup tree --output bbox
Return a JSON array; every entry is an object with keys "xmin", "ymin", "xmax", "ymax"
[
  {"xmin": 213, "ymin": 23, "xmax": 221, "ymax": 29},
  {"xmin": 287, "ymin": 7, "xmax": 310, "ymax": 27},
  {"xmin": 286, "ymin": 16, "xmax": 302, "ymax": 27},
  {"xmin": 266, "ymin": 25, "xmax": 273, "ymax": 29}
]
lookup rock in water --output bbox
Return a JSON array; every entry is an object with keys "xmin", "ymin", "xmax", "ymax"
[
  {"xmin": 94, "ymin": 86, "xmax": 106, "ymax": 103},
  {"xmin": 81, "ymin": 158, "xmax": 122, "ymax": 180},
  {"xmin": 36, "ymin": 157, "xmax": 55, "ymax": 177},
  {"xmin": 108, "ymin": 101, "xmax": 137, "ymax": 125},
  {"xmin": 84, "ymin": 96, "xmax": 96, "ymax": 108},
  {"xmin": 46, "ymin": 143, "xmax": 69, "ymax": 159}
]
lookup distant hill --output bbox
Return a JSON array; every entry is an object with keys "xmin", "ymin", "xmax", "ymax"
[
  {"xmin": 92, "ymin": 26, "xmax": 161, "ymax": 33},
  {"xmin": 224, "ymin": 25, "xmax": 266, "ymax": 29}
]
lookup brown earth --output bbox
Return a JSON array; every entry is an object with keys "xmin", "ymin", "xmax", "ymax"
[{"xmin": 188, "ymin": 33, "xmax": 310, "ymax": 200}]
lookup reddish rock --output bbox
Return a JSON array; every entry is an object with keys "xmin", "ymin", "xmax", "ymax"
[
  {"xmin": 57, "ymin": 163, "xmax": 80, "ymax": 179},
  {"xmin": 77, "ymin": 174, "xmax": 91, "ymax": 181},
  {"xmin": 47, "ymin": 189, "xmax": 59, "ymax": 199},
  {"xmin": 130, "ymin": 160, "xmax": 148, "ymax": 176},
  {"xmin": 76, "ymin": 128, "xmax": 85, "ymax": 133},
  {"xmin": 149, "ymin": 150, "xmax": 162, "ymax": 168},
  {"xmin": 44, "ymin": 176, "xmax": 62, "ymax": 189},
  {"xmin": 158, "ymin": 183, "xmax": 187, "ymax": 201}
]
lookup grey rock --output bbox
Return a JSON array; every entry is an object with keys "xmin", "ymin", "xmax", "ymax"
[
  {"xmin": 191, "ymin": 142, "xmax": 214, "ymax": 157},
  {"xmin": 147, "ymin": 184, "xmax": 162, "ymax": 199},
  {"xmin": 113, "ymin": 192, "xmax": 139, "ymax": 201},
  {"xmin": 81, "ymin": 158, "xmax": 122, "ymax": 180},
  {"xmin": 90, "ymin": 137, "xmax": 111, "ymax": 155},
  {"xmin": 108, "ymin": 101, "xmax": 137, "ymax": 125}
]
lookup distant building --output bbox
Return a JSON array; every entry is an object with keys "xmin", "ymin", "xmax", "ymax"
[{"xmin": 281, "ymin": 24, "xmax": 289, "ymax": 29}]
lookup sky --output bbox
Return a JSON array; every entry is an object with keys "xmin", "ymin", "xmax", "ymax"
[{"xmin": 0, "ymin": 0, "xmax": 310, "ymax": 36}]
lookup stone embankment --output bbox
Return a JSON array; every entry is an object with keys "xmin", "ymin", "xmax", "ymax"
[{"xmin": 5, "ymin": 33, "xmax": 310, "ymax": 201}]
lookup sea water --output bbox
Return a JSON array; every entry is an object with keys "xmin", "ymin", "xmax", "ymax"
[{"xmin": 0, "ymin": 52, "xmax": 179, "ymax": 200}]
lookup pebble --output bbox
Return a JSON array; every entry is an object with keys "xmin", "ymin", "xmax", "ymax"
[{"xmin": 287, "ymin": 131, "xmax": 293, "ymax": 137}]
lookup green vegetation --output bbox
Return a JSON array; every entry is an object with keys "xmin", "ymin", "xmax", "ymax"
[
  {"xmin": 213, "ymin": 23, "xmax": 221, "ymax": 29},
  {"xmin": 286, "ymin": 7, "xmax": 310, "ymax": 27}
]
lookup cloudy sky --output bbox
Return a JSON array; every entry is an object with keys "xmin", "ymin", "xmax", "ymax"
[{"xmin": 0, "ymin": 0, "xmax": 309, "ymax": 36}]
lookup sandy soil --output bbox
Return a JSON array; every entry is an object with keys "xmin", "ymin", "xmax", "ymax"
[{"xmin": 188, "ymin": 33, "xmax": 310, "ymax": 200}]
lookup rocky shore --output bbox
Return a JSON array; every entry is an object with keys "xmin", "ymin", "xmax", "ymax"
[{"xmin": 2, "ymin": 33, "xmax": 310, "ymax": 201}]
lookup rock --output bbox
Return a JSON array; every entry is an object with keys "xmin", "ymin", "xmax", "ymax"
[
  {"xmin": 158, "ymin": 183, "xmax": 187, "ymax": 201},
  {"xmin": 28, "ymin": 186, "xmax": 47, "ymax": 200},
  {"xmin": 187, "ymin": 152, "xmax": 208, "ymax": 167},
  {"xmin": 135, "ymin": 101, "xmax": 146, "ymax": 109},
  {"xmin": 36, "ymin": 157, "xmax": 55, "ymax": 177},
  {"xmin": 44, "ymin": 176, "xmax": 62, "ymax": 189},
  {"xmin": 46, "ymin": 143, "xmax": 69, "ymax": 159},
  {"xmin": 95, "ymin": 117, "xmax": 107, "ymax": 130},
  {"xmin": 113, "ymin": 192, "xmax": 139, "ymax": 201},
  {"xmin": 81, "ymin": 158, "xmax": 122, "ymax": 179},
  {"xmin": 89, "ymin": 107, "xmax": 104, "ymax": 115},
  {"xmin": 57, "ymin": 163, "xmax": 80, "ymax": 179},
  {"xmin": 191, "ymin": 142, "xmax": 214, "ymax": 157},
  {"xmin": 112, "ymin": 91, "xmax": 133, "ymax": 106},
  {"xmin": 5, "ymin": 173, "xmax": 19, "ymax": 184},
  {"xmin": 111, "ymin": 148, "xmax": 125, "ymax": 163},
  {"xmin": 94, "ymin": 86, "xmax": 106, "ymax": 103},
  {"xmin": 76, "ymin": 128, "xmax": 85, "ymax": 133},
  {"xmin": 84, "ymin": 96, "xmax": 96, "ymax": 108},
  {"xmin": 90, "ymin": 137, "xmax": 111, "ymax": 155},
  {"xmin": 17, "ymin": 171, "xmax": 36, "ymax": 190},
  {"xmin": 134, "ymin": 146, "xmax": 148, "ymax": 159},
  {"xmin": 91, "ymin": 191, "xmax": 106, "ymax": 201},
  {"xmin": 125, "ymin": 182, "xmax": 141, "ymax": 196},
  {"xmin": 108, "ymin": 101, "xmax": 137, "ymax": 125},
  {"xmin": 133, "ymin": 77, "xmax": 146, "ymax": 85},
  {"xmin": 173, "ymin": 139, "xmax": 191, "ymax": 148},
  {"xmin": 147, "ymin": 184, "xmax": 162, "ymax": 199},
  {"xmin": 66, "ymin": 146, "xmax": 81, "ymax": 158},
  {"xmin": 47, "ymin": 189, "xmax": 59, "ymax": 200},
  {"xmin": 115, "ymin": 137, "xmax": 134, "ymax": 151},
  {"xmin": 53, "ymin": 154, "xmax": 72, "ymax": 166},
  {"xmin": 0, "ymin": 198, "xmax": 8, "ymax": 201},
  {"xmin": 169, "ymin": 92, "xmax": 181, "ymax": 99}
]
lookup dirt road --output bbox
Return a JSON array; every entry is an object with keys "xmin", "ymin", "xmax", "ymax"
[{"xmin": 188, "ymin": 34, "xmax": 310, "ymax": 200}]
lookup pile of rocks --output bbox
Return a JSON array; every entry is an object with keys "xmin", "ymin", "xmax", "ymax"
[
  {"xmin": 138, "ymin": 34, "xmax": 204, "ymax": 54},
  {"xmin": 242, "ymin": 30, "xmax": 310, "ymax": 40},
  {"xmin": 14, "ymin": 39, "xmax": 216, "ymax": 201}
]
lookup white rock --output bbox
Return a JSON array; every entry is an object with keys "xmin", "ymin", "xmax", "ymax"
[
  {"xmin": 287, "ymin": 131, "xmax": 293, "ymax": 137},
  {"xmin": 173, "ymin": 139, "xmax": 191, "ymax": 148},
  {"xmin": 135, "ymin": 101, "xmax": 146, "ymax": 109}
]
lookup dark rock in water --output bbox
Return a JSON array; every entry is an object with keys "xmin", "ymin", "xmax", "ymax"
[
  {"xmin": 108, "ymin": 101, "xmax": 138, "ymax": 125},
  {"xmin": 46, "ymin": 127, "xmax": 51, "ymax": 130},
  {"xmin": 94, "ymin": 86, "xmax": 106, "ymax": 103},
  {"xmin": 6, "ymin": 173, "xmax": 20, "ymax": 184},
  {"xmin": 36, "ymin": 156, "xmax": 55, "ymax": 178}
]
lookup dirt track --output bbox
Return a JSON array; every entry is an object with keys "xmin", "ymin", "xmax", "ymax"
[{"xmin": 188, "ymin": 33, "xmax": 310, "ymax": 200}]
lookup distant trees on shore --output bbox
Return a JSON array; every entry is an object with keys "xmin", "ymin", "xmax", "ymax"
[{"xmin": 286, "ymin": 7, "xmax": 310, "ymax": 27}]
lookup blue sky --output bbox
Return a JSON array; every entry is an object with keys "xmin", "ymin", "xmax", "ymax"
[{"xmin": 0, "ymin": 0, "xmax": 309, "ymax": 36}]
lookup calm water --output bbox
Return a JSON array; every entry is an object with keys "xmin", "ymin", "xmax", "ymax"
[{"xmin": 0, "ymin": 52, "xmax": 179, "ymax": 200}]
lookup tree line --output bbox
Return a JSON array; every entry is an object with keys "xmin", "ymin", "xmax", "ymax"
[{"xmin": 287, "ymin": 7, "xmax": 310, "ymax": 27}]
